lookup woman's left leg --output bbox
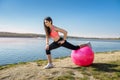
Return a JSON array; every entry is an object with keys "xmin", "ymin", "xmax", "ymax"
[
  {"xmin": 61, "ymin": 40, "xmax": 91, "ymax": 50},
  {"xmin": 61, "ymin": 40, "xmax": 80, "ymax": 50}
]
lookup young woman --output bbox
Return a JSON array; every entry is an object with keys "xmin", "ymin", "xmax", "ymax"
[{"xmin": 43, "ymin": 17, "xmax": 91, "ymax": 69}]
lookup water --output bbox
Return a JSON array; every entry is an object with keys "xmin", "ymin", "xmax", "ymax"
[{"xmin": 0, "ymin": 37, "xmax": 120, "ymax": 65}]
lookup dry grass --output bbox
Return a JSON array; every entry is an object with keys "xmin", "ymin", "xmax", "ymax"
[{"xmin": 0, "ymin": 50, "xmax": 120, "ymax": 80}]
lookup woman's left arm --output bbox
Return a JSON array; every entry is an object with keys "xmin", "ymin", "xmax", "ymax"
[{"xmin": 55, "ymin": 26, "xmax": 67, "ymax": 41}]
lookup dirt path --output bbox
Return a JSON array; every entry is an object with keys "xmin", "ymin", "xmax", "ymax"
[{"xmin": 0, "ymin": 51, "xmax": 120, "ymax": 80}]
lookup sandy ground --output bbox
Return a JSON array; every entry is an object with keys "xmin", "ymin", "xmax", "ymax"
[{"xmin": 0, "ymin": 50, "xmax": 120, "ymax": 80}]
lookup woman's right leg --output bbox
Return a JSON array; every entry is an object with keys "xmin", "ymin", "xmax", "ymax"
[{"xmin": 44, "ymin": 42, "xmax": 60, "ymax": 69}]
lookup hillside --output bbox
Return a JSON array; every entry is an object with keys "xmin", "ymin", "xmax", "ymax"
[
  {"xmin": 0, "ymin": 32, "xmax": 120, "ymax": 40},
  {"xmin": 0, "ymin": 32, "xmax": 45, "ymax": 38}
]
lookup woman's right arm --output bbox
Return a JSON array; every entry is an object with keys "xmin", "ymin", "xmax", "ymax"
[
  {"xmin": 46, "ymin": 36, "xmax": 49, "ymax": 50},
  {"xmin": 46, "ymin": 36, "xmax": 49, "ymax": 45}
]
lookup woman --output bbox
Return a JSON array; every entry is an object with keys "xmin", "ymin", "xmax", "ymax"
[{"xmin": 44, "ymin": 17, "xmax": 91, "ymax": 69}]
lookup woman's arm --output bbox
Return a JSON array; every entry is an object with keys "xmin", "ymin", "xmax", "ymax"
[
  {"xmin": 46, "ymin": 35, "xmax": 49, "ymax": 45},
  {"xmin": 45, "ymin": 35, "xmax": 49, "ymax": 50},
  {"xmin": 54, "ymin": 26, "xmax": 67, "ymax": 40}
]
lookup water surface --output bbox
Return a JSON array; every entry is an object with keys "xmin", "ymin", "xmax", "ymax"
[{"xmin": 0, "ymin": 37, "xmax": 120, "ymax": 65}]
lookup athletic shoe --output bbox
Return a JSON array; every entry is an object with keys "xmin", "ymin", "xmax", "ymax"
[
  {"xmin": 86, "ymin": 41, "xmax": 92, "ymax": 48},
  {"xmin": 80, "ymin": 41, "xmax": 92, "ymax": 49},
  {"xmin": 43, "ymin": 63, "xmax": 54, "ymax": 69}
]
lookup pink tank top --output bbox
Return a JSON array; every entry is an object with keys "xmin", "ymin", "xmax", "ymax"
[{"xmin": 50, "ymin": 26, "xmax": 59, "ymax": 38}]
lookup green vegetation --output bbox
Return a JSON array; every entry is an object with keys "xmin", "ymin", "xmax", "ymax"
[
  {"xmin": 0, "ymin": 32, "xmax": 120, "ymax": 40},
  {"xmin": 0, "ymin": 32, "xmax": 45, "ymax": 38},
  {"xmin": 90, "ymin": 61, "xmax": 120, "ymax": 80},
  {"xmin": 51, "ymin": 61, "xmax": 120, "ymax": 80},
  {"xmin": 35, "ymin": 60, "xmax": 48, "ymax": 66},
  {"xmin": 96, "ymin": 50, "xmax": 120, "ymax": 54},
  {"xmin": 0, "ymin": 51, "xmax": 120, "ymax": 80},
  {"xmin": 53, "ymin": 74, "xmax": 75, "ymax": 80},
  {"xmin": 0, "ymin": 62, "xmax": 27, "ymax": 70},
  {"xmin": 0, "ymin": 60, "xmax": 120, "ymax": 80},
  {"xmin": 35, "ymin": 57, "xmax": 120, "ymax": 80},
  {"xmin": 36, "ymin": 56, "xmax": 120, "ymax": 80}
]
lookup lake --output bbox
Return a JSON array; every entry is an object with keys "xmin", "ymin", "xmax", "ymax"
[{"xmin": 0, "ymin": 37, "xmax": 120, "ymax": 65}]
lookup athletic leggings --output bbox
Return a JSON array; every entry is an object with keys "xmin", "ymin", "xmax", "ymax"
[{"xmin": 46, "ymin": 37, "xmax": 80, "ymax": 55}]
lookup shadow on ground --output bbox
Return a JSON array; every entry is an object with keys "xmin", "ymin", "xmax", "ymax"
[
  {"xmin": 62, "ymin": 63, "xmax": 120, "ymax": 73},
  {"xmin": 91, "ymin": 63, "xmax": 120, "ymax": 72}
]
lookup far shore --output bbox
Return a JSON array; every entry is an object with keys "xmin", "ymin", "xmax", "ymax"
[
  {"xmin": 0, "ymin": 31, "xmax": 120, "ymax": 40},
  {"xmin": 0, "ymin": 50, "xmax": 120, "ymax": 80}
]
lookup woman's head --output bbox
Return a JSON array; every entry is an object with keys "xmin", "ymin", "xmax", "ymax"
[
  {"xmin": 44, "ymin": 17, "xmax": 53, "ymax": 37},
  {"xmin": 44, "ymin": 17, "xmax": 53, "ymax": 27}
]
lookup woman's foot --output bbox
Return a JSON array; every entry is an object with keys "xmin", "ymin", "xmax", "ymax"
[
  {"xmin": 43, "ymin": 63, "xmax": 54, "ymax": 69},
  {"xmin": 79, "ymin": 42, "xmax": 92, "ymax": 48}
]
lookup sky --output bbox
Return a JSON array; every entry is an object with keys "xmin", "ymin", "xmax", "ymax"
[{"xmin": 0, "ymin": 0, "xmax": 120, "ymax": 38}]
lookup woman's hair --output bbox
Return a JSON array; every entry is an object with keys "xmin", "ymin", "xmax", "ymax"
[{"xmin": 44, "ymin": 16, "xmax": 53, "ymax": 37}]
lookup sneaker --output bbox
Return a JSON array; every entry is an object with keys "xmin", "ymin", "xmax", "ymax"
[
  {"xmin": 80, "ymin": 41, "xmax": 92, "ymax": 49},
  {"xmin": 44, "ymin": 63, "xmax": 54, "ymax": 69},
  {"xmin": 86, "ymin": 41, "xmax": 92, "ymax": 48}
]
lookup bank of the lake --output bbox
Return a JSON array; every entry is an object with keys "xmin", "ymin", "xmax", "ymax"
[{"xmin": 0, "ymin": 50, "xmax": 120, "ymax": 80}]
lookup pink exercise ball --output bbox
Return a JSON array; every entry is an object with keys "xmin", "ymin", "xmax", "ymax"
[{"xmin": 71, "ymin": 46, "xmax": 94, "ymax": 66}]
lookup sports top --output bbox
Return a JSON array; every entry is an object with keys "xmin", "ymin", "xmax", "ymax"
[{"xmin": 50, "ymin": 26, "xmax": 59, "ymax": 38}]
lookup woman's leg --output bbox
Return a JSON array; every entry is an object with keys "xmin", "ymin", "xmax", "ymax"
[
  {"xmin": 46, "ymin": 54, "xmax": 52, "ymax": 64},
  {"xmin": 46, "ymin": 42, "xmax": 60, "ymax": 55},
  {"xmin": 61, "ymin": 40, "xmax": 80, "ymax": 50},
  {"xmin": 61, "ymin": 40, "xmax": 91, "ymax": 50},
  {"xmin": 45, "ymin": 42, "xmax": 60, "ymax": 69},
  {"xmin": 79, "ymin": 42, "xmax": 92, "ymax": 48}
]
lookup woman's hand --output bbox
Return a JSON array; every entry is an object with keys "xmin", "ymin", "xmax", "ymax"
[
  {"xmin": 46, "ymin": 45, "xmax": 49, "ymax": 50},
  {"xmin": 58, "ymin": 40, "xmax": 65, "ymax": 45}
]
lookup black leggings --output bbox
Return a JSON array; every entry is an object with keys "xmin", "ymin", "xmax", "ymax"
[{"xmin": 46, "ymin": 37, "xmax": 80, "ymax": 55}]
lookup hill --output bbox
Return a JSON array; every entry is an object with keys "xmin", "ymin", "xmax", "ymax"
[
  {"xmin": 0, "ymin": 32, "xmax": 120, "ymax": 40},
  {"xmin": 0, "ymin": 32, "xmax": 45, "ymax": 38}
]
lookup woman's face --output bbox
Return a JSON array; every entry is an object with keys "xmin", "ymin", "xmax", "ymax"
[{"xmin": 44, "ymin": 20, "xmax": 52, "ymax": 27}]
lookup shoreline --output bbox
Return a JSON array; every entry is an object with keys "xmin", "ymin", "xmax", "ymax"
[
  {"xmin": 0, "ymin": 50, "xmax": 119, "ymax": 67},
  {"xmin": 0, "ymin": 50, "xmax": 120, "ymax": 80},
  {"xmin": 0, "ymin": 32, "xmax": 120, "ymax": 40},
  {"xmin": 0, "ymin": 50, "xmax": 120, "ymax": 67}
]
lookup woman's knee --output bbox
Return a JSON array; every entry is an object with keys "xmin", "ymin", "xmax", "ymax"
[
  {"xmin": 46, "ymin": 49, "xmax": 51, "ymax": 55},
  {"xmin": 74, "ymin": 46, "xmax": 80, "ymax": 50}
]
